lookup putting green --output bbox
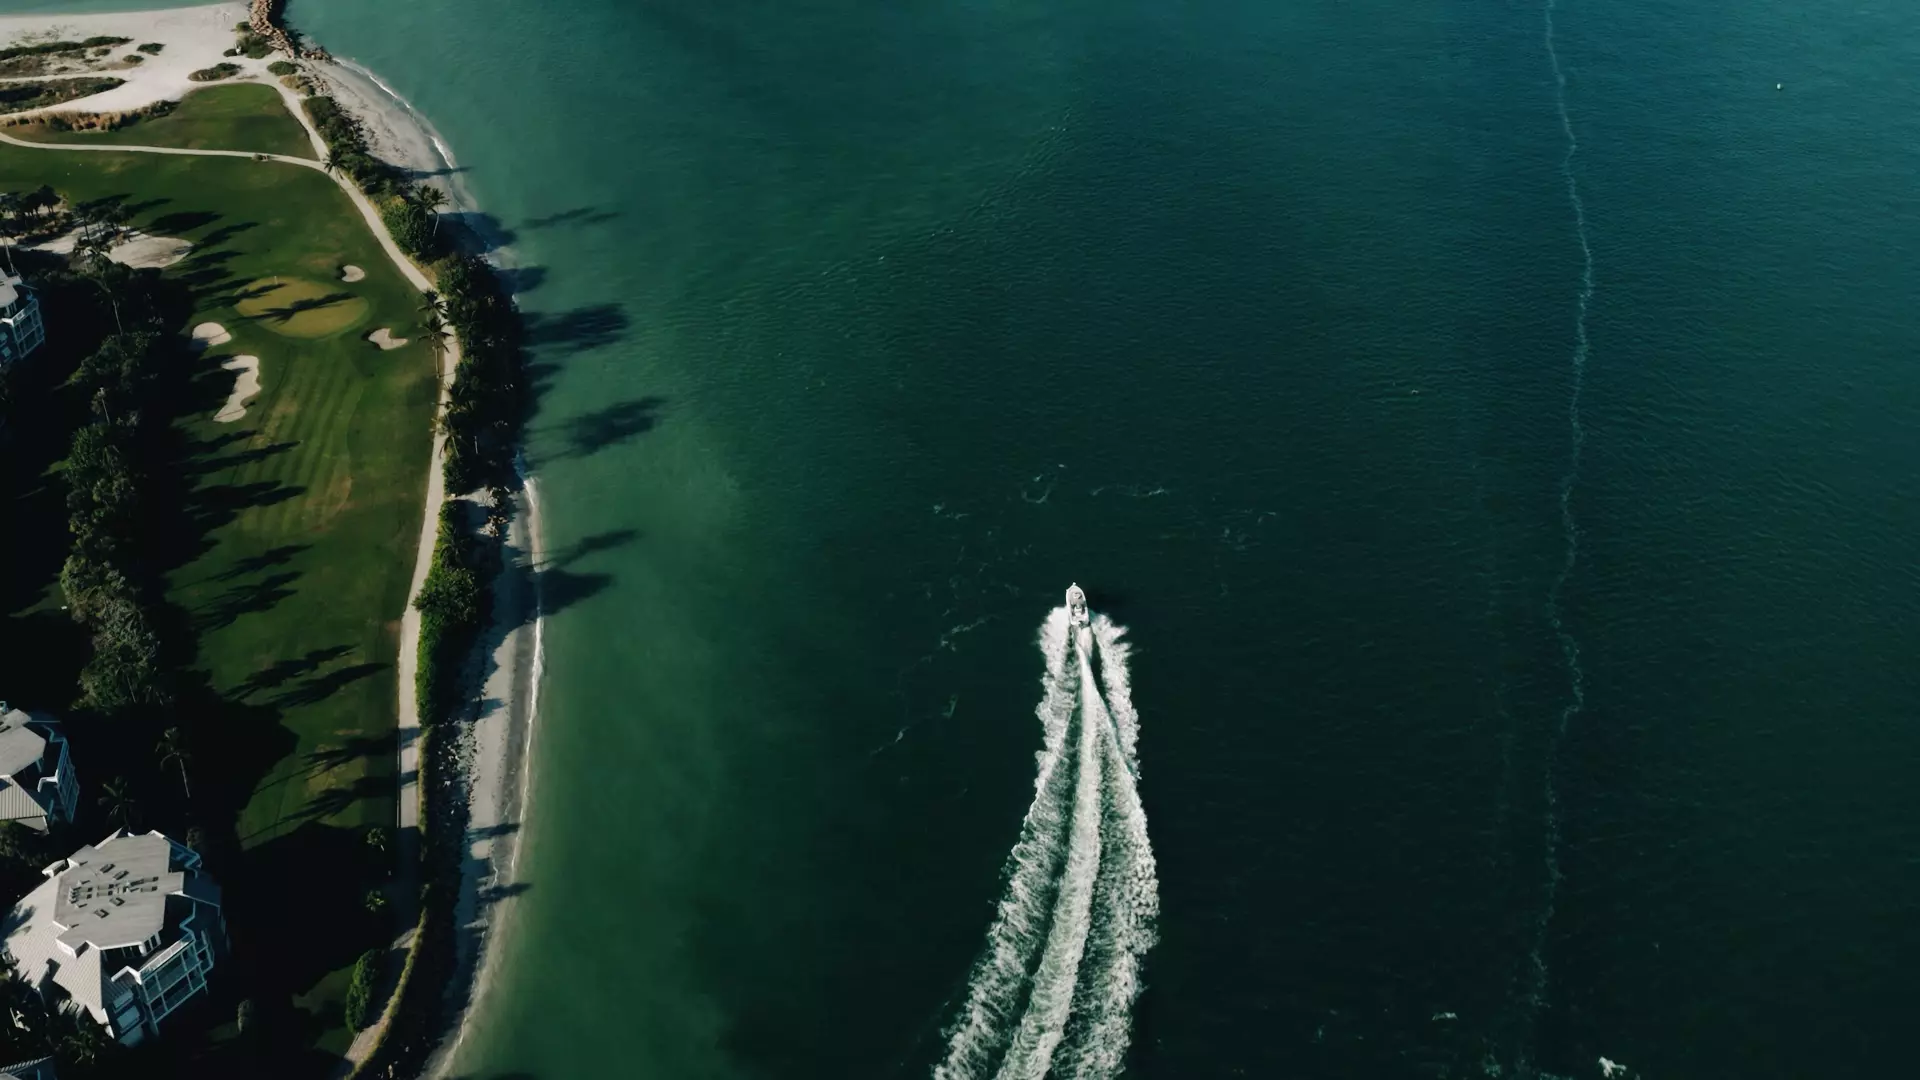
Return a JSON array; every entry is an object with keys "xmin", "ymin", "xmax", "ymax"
[{"xmin": 234, "ymin": 276, "xmax": 371, "ymax": 338}]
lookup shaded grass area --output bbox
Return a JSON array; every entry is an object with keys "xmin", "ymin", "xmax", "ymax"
[
  {"xmin": 0, "ymin": 145, "xmax": 436, "ymax": 1072},
  {"xmin": 13, "ymin": 83, "xmax": 317, "ymax": 160}
]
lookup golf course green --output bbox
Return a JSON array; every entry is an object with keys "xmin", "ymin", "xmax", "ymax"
[
  {"xmin": 0, "ymin": 87, "xmax": 434, "ymax": 1060},
  {"xmin": 10, "ymin": 82, "xmax": 318, "ymax": 159}
]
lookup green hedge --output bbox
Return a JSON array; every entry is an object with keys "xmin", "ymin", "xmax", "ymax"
[{"xmin": 343, "ymin": 947, "xmax": 382, "ymax": 1031}]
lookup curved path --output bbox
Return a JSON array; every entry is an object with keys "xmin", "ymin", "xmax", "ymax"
[{"xmin": 0, "ymin": 91, "xmax": 454, "ymax": 1072}]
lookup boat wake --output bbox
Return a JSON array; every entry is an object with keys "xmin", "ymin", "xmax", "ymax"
[{"xmin": 933, "ymin": 606, "xmax": 1158, "ymax": 1079}]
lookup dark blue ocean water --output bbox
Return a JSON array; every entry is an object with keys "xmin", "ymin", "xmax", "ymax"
[{"xmin": 8, "ymin": 0, "xmax": 1917, "ymax": 1075}]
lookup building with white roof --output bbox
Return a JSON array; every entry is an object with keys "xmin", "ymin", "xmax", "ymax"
[
  {"xmin": 0, "ymin": 274, "xmax": 43, "ymax": 371},
  {"xmin": 2, "ymin": 830, "xmax": 225, "ymax": 1046},
  {"xmin": 0, "ymin": 705, "xmax": 77, "ymax": 832}
]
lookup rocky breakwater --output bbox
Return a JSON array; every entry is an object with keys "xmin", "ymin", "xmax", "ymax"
[{"xmin": 249, "ymin": 0, "xmax": 331, "ymax": 61}]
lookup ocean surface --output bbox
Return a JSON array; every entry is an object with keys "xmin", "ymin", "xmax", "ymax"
[{"xmin": 11, "ymin": 0, "xmax": 1920, "ymax": 1076}]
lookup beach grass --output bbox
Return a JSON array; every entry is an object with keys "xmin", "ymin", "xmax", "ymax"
[
  {"xmin": 12, "ymin": 82, "xmax": 316, "ymax": 159},
  {"xmin": 0, "ymin": 143, "xmax": 435, "ymax": 1067}
]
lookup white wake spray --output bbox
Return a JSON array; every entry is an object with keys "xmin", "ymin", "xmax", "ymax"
[{"xmin": 933, "ymin": 605, "xmax": 1158, "ymax": 1080}]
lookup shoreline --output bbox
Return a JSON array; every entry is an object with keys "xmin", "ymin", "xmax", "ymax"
[{"xmin": 304, "ymin": 42, "xmax": 542, "ymax": 1077}]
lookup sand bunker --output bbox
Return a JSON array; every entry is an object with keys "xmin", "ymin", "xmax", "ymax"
[
  {"xmin": 213, "ymin": 355, "xmax": 260, "ymax": 423},
  {"xmin": 108, "ymin": 232, "xmax": 193, "ymax": 269},
  {"xmin": 366, "ymin": 327, "xmax": 409, "ymax": 350},
  {"xmin": 190, "ymin": 322, "xmax": 231, "ymax": 350},
  {"xmin": 339, "ymin": 264, "xmax": 365, "ymax": 282},
  {"xmin": 29, "ymin": 227, "xmax": 192, "ymax": 268}
]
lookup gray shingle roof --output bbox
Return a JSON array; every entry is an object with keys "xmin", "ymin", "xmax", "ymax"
[
  {"xmin": 3, "ymin": 831, "xmax": 216, "ymax": 1029},
  {"xmin": 0, "ymin": 709, "xmax": 49, "ymax": 780},
  {"xmin": 0, "ymin": 1056, "xmax": 56, "ymax": 1080}
]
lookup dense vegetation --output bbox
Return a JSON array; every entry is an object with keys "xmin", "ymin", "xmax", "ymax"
[
  {"xmin": 187, "ymin": 63, "xmax": 242, "ymax": 83},
  {"xmin": 342, "ymin": 948, "xmax": 381, "ymax": 1031},
  {"xmin": 0, "ymin": 77, "xmax": 123, "ymax": 115},
  {"xmin": 0, "ymin": 36, "xmax": 130, "ymax": 61}
]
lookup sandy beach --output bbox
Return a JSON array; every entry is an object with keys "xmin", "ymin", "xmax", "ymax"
[{"xmin": 0, "ymin": 3, "xmax": 271, "ymax": 118}]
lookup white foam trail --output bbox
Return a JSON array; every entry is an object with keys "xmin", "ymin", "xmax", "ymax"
[
  {"xmin": 511, "ymin": 461, "xmax": 545, "ymax": 878},
  {"xmin": 933, "ymin": 610, "xmax": 1080, "ymax": 1079},
  {"xmin": 1052, "ymin": 668, "xmax": 1152, "ymax": 1068},
  {"xmin": 935, "ymin": 606, "xmax": 1157, "ymax": 1080},
  {"xmin": 996, "ymin": 640, "xmax": 1106, "ymax": 1078},
  {"xmin": 1526, "ymin": 0, "xmax": 1594, "ymax": 1054},
  {"xmin": 1090, "ymin": 616, "xmax": 1139, "ymax": 771}
]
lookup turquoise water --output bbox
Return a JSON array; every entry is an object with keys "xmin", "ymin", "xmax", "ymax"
[{"xmin": 11, "ymin": 1, "xmax": 1920, "ymax": 1076}]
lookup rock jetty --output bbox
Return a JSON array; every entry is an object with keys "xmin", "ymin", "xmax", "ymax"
[{"xmin": 249, "ymin": 0, "xmax": 330, "ymax": 61}]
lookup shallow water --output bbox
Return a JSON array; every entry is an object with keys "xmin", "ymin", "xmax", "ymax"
[{"xmin": 11, "ymin": 0, "xmax": 1920, "ymax": 1076}]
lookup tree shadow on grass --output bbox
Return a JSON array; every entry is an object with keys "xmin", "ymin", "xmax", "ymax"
[
  {"xmin": 236, "ymin": 643, "xmax": 350, "ymax": 697},
  {"xmin": 196, "ymin": 219, "xmax": 257, "ymax": 248},
  {"xmin": 193, "ymin": 570, "xmax": 301, "ymax": 633},
  {"xmin": 268, "ymin": 662, "xmax": 385, "ymax": 709},
  {"xmin": 247, "ymin": 291, "xmax": 357, "ymax": 325},
  {"xmin": 151, "ymin": 208, "xmax": 219, "ymax": 234}
]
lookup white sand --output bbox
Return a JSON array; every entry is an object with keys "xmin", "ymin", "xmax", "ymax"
[
  {"xmin": 27, "ymin": 226, "xmax": 191, "ymax": 267},
  {"xmin": 339, "ymin": 263, "xmax": 364, "ymax": 282},
  {"xmin": 110, "ymin": 231, "xmax": 194, "ymax": 268},
  {"xmin": 212, "ymin": 354, "xmax": 259, "ymax": 422},
  {"xmin": 189, "ymin": 321, "xmax": 230, "ymax": 349},
  {"xmin": 366, "ymin": 327, "xmax": 408, "ymax": 350},
  {"xmin": 0, "ymin": 4, "xmax": 281, "ymax": 118}
]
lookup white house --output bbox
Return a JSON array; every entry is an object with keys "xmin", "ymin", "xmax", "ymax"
[
  {"xmin": 2, "ymin": 830, "xmax": 225, "ymax": 1046},
  {"xmin": 0, "ymin": 706, "xmax": 78, "ymax": 832},
  {"xmin": 0, "ymin": 274, "xmax": 42, "ymax": 371}
]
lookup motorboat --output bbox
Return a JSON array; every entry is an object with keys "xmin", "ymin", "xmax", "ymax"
[{"xmin": 1066, "ymin": 583, "xmax": 1089, "ymax": 627}]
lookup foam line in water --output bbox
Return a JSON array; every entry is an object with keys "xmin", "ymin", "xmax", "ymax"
[
  {"xmin": 1525, "ymin": 0, "xmax": 1594, "ymax": 1060},
  {"xmin": 1054, "ymin": 631, "xmax": 1158, "ymax": 1077},
  {"xmin": 933, "ymin": 609, "xmax": 1080, "ymax": 1078},
  {"xmin": 995, "ymin": 642, "xmax": 1107, "ymax": 1078}
]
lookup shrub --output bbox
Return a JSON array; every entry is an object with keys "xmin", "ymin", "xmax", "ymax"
[
  {"xmin": 0, "ymin": 36, "xmax": 129, "ymax": 61},
  {"xmin": 123, "ymin": 54, "xmax": 143, "ymax": 65},
  {"xmin": 343, "ymin": 948, "xmax": 382, "ymax": 1031},
  {"xmin": 267, "ymin": 60, "xmax": 297, "ymax": 76},
  {"xmin": 188, "ymin": 62, "xmax": 242, "ymax": 82},
  {"xmin": 379, "ymin": 197, "xmax": 435, "ymax": 260},
  {"xmin": 236, "ymin": 32, "xmax": 273, "ymax": 60},
  {"xmin": 136, "ymin": 42, "xmax": 164, "ymax": 54}
]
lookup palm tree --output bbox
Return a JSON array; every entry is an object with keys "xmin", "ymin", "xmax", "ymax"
[
  {"xmin": 411, "ymin": 185, "xmax": 449, "ymax": 236},
  {"xmin": 98, "ymin": 776, "xmax": 139, "ymax": 832},
  {"xmin": 157, "ymin": 726, "xmax": 192, "ymax": 801},
  {"xmin": 321, "ymin": 151, "xmax": 340, "ymax": 176}
]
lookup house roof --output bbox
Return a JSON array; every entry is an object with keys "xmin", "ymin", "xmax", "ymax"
[
  {"xmin": 3, "ymin": 831, "xmax": 216, "ymax": 1028},
  {"xmin": 0, "ymin": 1056, "xmax": 56, "ymax": 1080},
  {"xmin": 0, "ymin": 709, "xmax": 49, "ymax": 779}
]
